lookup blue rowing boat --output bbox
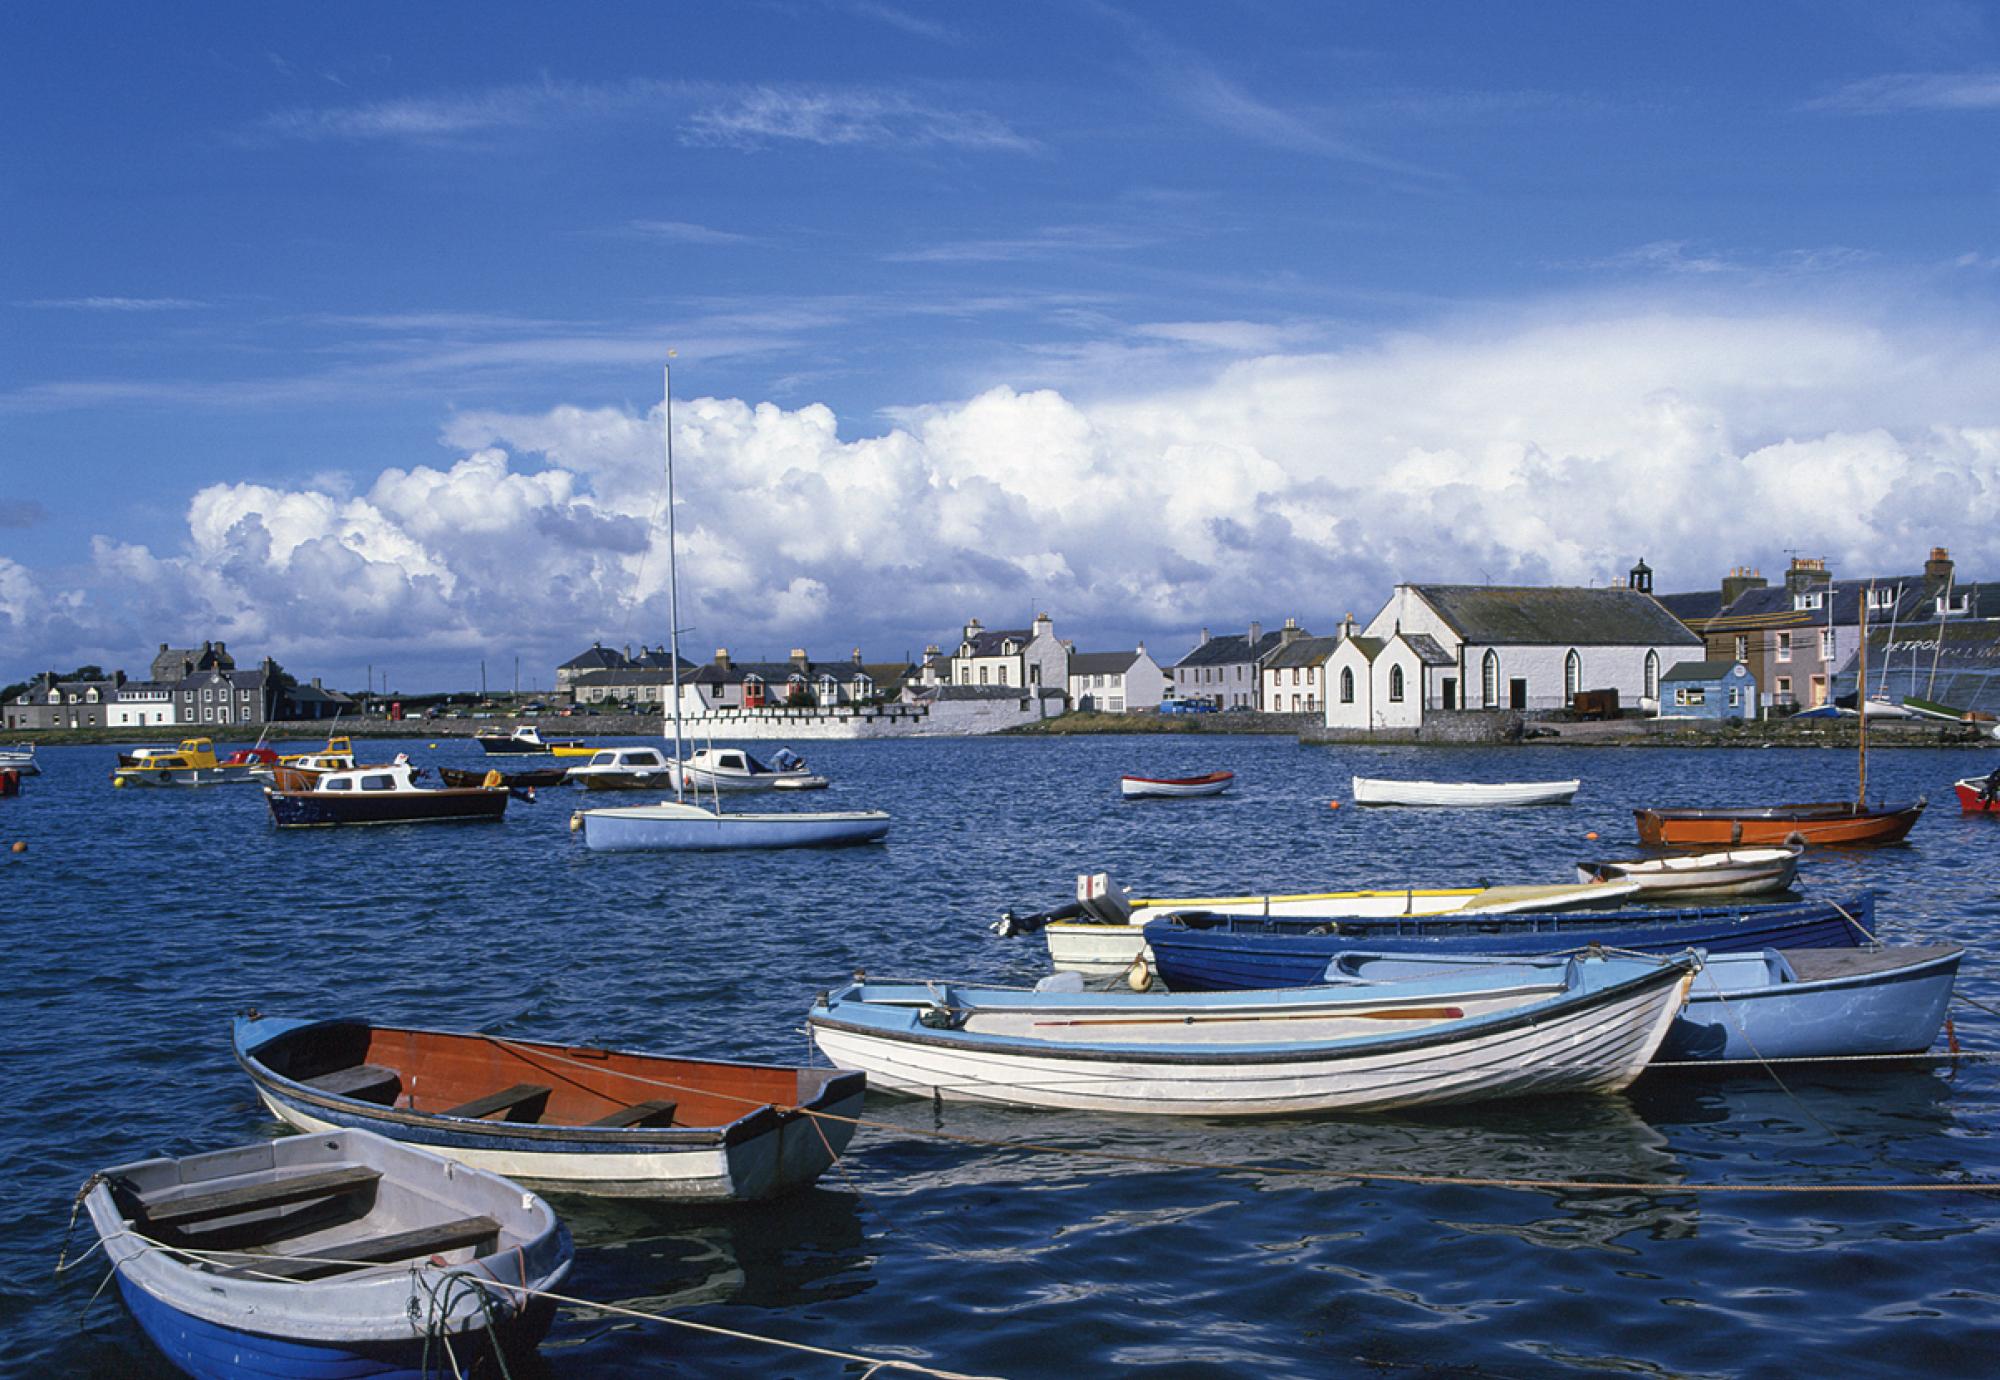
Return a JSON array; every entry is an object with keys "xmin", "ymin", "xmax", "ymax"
[
  {"xmin": 82, "ymin": 1128, "xmax": 570, "ymax": 1380},
  {"xmin": 1141, "ymin": 896, "xmax": 1874, "ymax": 992},
  {"xmin": 1314, "ymin": 943, "xmax": 1963, "ymax": 1063}
]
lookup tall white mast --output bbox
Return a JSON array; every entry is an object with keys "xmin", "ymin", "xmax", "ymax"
[{"xmin": 663, "ymin": 358, "xmax": 686, "ymax": 802}]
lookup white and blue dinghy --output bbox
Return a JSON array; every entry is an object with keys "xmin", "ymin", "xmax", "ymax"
[
  {"xmin": 808, "ymin": 951, "xmax": 1698, "ymax": 1116},
  {"xmin": 81, "ymin": 1127, "xmax": 571, "ymax": 1380}
]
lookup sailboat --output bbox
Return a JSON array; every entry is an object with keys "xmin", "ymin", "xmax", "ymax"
[
  {"xmin": 571, "ymin": 362, "xmax": 891, "ymax": 853},
  {"xmin": 1634, "ymin": 581, "xmax": 1926, "ymax": 847}
]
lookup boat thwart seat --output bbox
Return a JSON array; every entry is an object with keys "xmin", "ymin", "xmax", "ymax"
[
  {"xmin": 301, "ymin": 1063, "xmax": 402, "ymax": 1103},
  {"xmin": 217, "ymin": 1215, "xmax": 502, "ymax": 1282},
  {"xmin": 588, "ymin": 1099, "xmax": 678, "ymax": 1129},
  {"xmin": 440, "ymin": 1083, "xmax": 553, "ymax": 1122},
  {"xmin": 134, "ymin": 1166, "xmax": 383, "ymax": 1230}
]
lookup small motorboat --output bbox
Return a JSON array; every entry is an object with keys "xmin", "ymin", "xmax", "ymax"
[
  {"xmin": 1574, "ymin": 843, "xmax": 1803, "ymax": 899},
  {"xmin": 672, "ymin": 745, "xmax": 821, "ymax": 792},
  {"xmin": 474, "ymin": 724, "xmax": 582, "ymax": 755},
  {"xmin": 1351, "ymin": 776, "xmax": 1579, "ymax": 807},
  {"xmin": 0, "ymin": 767, "xmax": 20, "ymax": 797},
  {"xmin": 573, "ymin": 799, "xmax": 889, "ymax": 851},
  {"xmin": 218, "ymin": 745, "xmax": 280, "ymax": 773},
  {"xmin": 564, "ymin": 745, "xmax": 680, "ymax": 790},
  {"xmin": 1121, "ymin": 770, "xmax": 1235, "ymax": 800},
  {"xmin": 1319, "ymin": 944, "xmax": 1964, "ymax": 1063},
  {"xmin": 1002, "ymin": 870, "xmax": 1643, "ymax": 975},
  {"xmin": 252, "ymin": 735, "xmax": 359, "ymax": 782},
  {"xmin": 112, "ymin": 738, "xmax": 261, "ymax": 787},
  {"xmin": 1633, "ymin": 800, "xmax": 1925, "ymax": 847},
  {"xmin": 115, "ymin": 746, "xmax": 179, "ymax": 769},
  {"xmin": 265, "ymin": 756, "xmax": 510, "ymax": 827},
  {"xmin": 437, "ymin": 762, "xmax": 571, "ymax": 789},
  {"xmin": 0, "ymin": 743, "xmax": 39, "ymax": 775},
  {"xmin": 82, "ymin": 1127, "xmax": 571, "ymax": 1380},
  {"xmin": 235, "ymin": 1015, "xmax": 866, "ymax": 1201},
  {"xmin": 1139, "ymin": 895, "xmax": 1873, "ymax": 992},
  {"xmin": 1953, "ymin": 773, "xmax": 2000, "ymax": 814},
  {"xmin": 808, "ymin": 951, "xmax": 1698, "ymax": 1116}
]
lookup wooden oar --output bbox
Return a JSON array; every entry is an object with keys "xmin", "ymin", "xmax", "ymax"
[{"xmin": 1031, "ymin": 1006, "xmax": 1466, "ymax": 1028}]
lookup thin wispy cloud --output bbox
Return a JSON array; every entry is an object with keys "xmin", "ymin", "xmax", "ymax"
[
  {"xmin": 1809, "ymin": 71, "xmax": 2000, "ymax": 112},
  {"xmin": 253, "ymin": 78, "xmax": 662, "ymax": 142},
  {"xmin": 885, "ymin": 225, "xmax": 1154, "ymax": 263},
  {"xmin": 616, "ymin": 219, "xmax": 764, "ymax": 245},
  {"xmin": 685, "ymin": 86, "xmax": 1035, "ymax": 151},
  {"xmin": 1578, "ymin": 241, "xmax": 1876, "ymax": 278},
  {"xmin": 1131, "ymin": 320, "xmax": 1318, "ymax": 353},
  {"xmin": 848, "ymin": 2, "xmax": 963, "ymax": 44},
  {"xmin": 24, "ymin": 296, "xmax": 207, "ymax": 311},
  {"xmin": 252, "ymin": 77, "xmax": 1033, "ymax": 155}
]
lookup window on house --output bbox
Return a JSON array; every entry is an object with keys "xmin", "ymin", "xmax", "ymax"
[
  {"xmin": 1481, "ymin": 651, "xmax": 1498, "ymax": 709},
  {"xmin": 1939, "ymin": 594, "xmax": 1969, "ymax": 615},
  {"xmin": 1734, "ymin": 635, "xmax": 1748, "ymax": 662},
  {"xmin": 1340, "ymin": 668, "xmax": 1355, "ymax": 703},
  {"xmin": 1793, "ymin": 591, "xmax": 1824, "ymax": 611},
  {"xmin": 1292, "ymin": 667, "xmax": 1301, "ymax": 685},
  {"xmin": 1645, "ymin": 651, "xmax": 1660, "ymax": 700},
  {"xmin": 1389, "ymin": 665, "xmax": 1405, "ymax": 702},
  {"xmin": 979, "ymin": 667, "xmax": 989, "ymax": 685},
  {"xmin": 1564, "ymin": 650, "xmax": 1581, "ymax": 703},
  {"xmin": 1776, "ymin": 632, "xmax": 1792, "ymax": 662},
  {"xmin": 1729, "ymin": 686, "xmax": 1741, "ymax": 708},
  {"xmin": 1868, "ymin": 587, "xmax": 1895, "ymax": 609},
  {"xmin": 1776, "ymin": 676, "xmax": 1792, "ymax": 698},
  {"xmin": 1819, "ymin": 628, "xmax": 1835, "ymax": 661},
  {"xmin": 997, "ymin": 665, "xmax": 1008, "ymax": 686}
]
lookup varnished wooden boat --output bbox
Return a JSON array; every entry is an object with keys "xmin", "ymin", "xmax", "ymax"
[
  {"xmin": 1633, "ymin": 800, "xmax": 1924, "ymax": 847},
  {"xmin": 265, "ymin": 759, "xmax": 509, "ymax": 827},
  {"xmin": 235, "ymin": 1015, "xmax": 864, "ymax": 1201}
]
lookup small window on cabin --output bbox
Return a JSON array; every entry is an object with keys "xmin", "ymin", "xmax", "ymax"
[
  {"xmin": 360, "ymin": 775, "xmax": 394, "ymax": 791},
  {"xmin": 327, "ymin": 778, "xmax": 352, "ymax": 791}
]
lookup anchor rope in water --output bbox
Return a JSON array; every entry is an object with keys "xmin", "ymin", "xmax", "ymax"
[
  {"xmin": 479, "ymin": 1036, "xmax": 2000, "ymax": 1196},
  {"xmin": 73, "ymin": 1225, "xmax": 1005, "ymax": 1380}
]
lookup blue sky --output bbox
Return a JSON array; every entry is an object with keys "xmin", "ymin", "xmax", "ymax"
[{"xmin": 5, "ymin": 2, "xmax": 2000, "ymax": 690}]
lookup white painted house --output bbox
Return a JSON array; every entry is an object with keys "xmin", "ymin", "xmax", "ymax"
[
  {"xmin": 1326, "ymin": 583, "xmax": 1703, "ymax": 731},
  {"xmin": 1067, "ymin": 646, "xmax": 1166, "ymax": 713},
  {"xmin": 1259, "ymin": 634, "xmax": 1340, "ymax": 714},
  {"xmin": 937, "ymin": 614, "xmax": 1070, "ymax": 695}
]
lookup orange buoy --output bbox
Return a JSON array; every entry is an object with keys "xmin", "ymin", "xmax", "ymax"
[
  {"xmin": 10, "ymin": 840, "xmax": 24, "ymax": 853},
  {"xmin": 1585, "ymin": 831, "xmax": 1598, "ymax": 840},
  {"xmin": 1328, "ymin": 800, "xmax": 1341, "ymax": 811}
]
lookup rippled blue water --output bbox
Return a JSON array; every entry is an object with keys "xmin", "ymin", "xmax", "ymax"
[{"xmin": 4, "ymin": 734, "xmax": 1998, "ymax": 1377}]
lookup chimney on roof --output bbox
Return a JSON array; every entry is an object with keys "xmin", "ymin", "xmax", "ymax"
[
  {"xmin": 1198, "ymin": 627, "xmax": 1209, "ymax": 646},
  {"xmin": 1136, "ymin": 640, "xmax": 1146, "ymax": 656},
  {"xmin": 312, "ymin": 677, "xmax": 323, "ymax": 689},
  {"xmin": 1248, "ymin": 621, "xmax": 1262, "ymax": 647},
  {"xmin": 1926, "ymin": 546, "xmax": 1954, "ymax": 590},
  {"xmin": 1785, "ymin": 556, "xmax": 1830, "ymax": 596},
  {"xmin": 852, "ymin": 647, "xmax": 864, "ymax": 666},
  {"xmin": 1720, "ymin": 565, "xmax": 1767, "ymax": 606},
  {"xmin": 1339, "ymin": 613, "xmax": 1357, "ymax": 640},
  {"xmin": 1032, "ymin": 612, "xmax": 1053, "ymax": 639},
  {"xmin": 1279, "ymin": 617, "xmax": 1301, "ymax": 645},
  {"xmin": 790, "ymin": 648, "xmax": 810, "ymax": 671}
]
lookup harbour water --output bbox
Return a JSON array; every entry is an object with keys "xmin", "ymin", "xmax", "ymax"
[{"xmin": 4, "ymin": 735, "xmax": 1997, "ymax": 1376}]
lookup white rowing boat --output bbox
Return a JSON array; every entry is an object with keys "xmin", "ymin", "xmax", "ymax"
[
  {"xmin": 1120, "ymin": 770, "xmax": 1234, "ymax": 799},
  {"xmin": 1351, "ymin": 776, "xmax": 1579, "ymax": 807},
  {"xmin": 1574, "ymin": 843, "xmax": 1803, "ymax": 899}
]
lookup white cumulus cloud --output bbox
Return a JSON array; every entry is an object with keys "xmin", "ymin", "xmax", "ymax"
[{"xmin": 9, "ymin": 303, "xmax": 2000, "ymax": 687}]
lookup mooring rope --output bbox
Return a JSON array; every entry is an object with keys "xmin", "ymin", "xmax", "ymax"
[{"xmin": 73, "ymin": 1228, "xmax": 1001, "ymax": 1380}]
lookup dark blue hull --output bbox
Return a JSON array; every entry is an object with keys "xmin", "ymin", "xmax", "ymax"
[
  {"xmin": 118, "ymin": 1272, "xmax": 554, "ymax": 1380},
  {"xmin": 1144, "ymin": 897, "xmax": 1874, "ymax": 992}
]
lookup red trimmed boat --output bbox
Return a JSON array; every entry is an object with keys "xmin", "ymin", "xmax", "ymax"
[
  {"xmin": 1953, "ymin": 774, "xmax": 2000, "ymax": 814},
  {"xmin": 1121, "ymin": 770, "xmax": 1235, "ymax": 800},
  {"xmin": 1634, "ymin": 800, "xmax": 1925, "ymax": 848}
]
